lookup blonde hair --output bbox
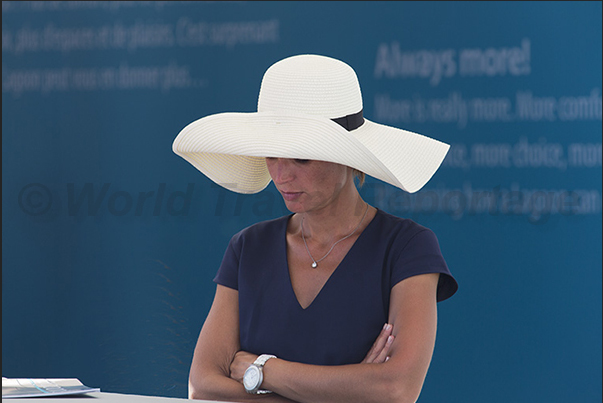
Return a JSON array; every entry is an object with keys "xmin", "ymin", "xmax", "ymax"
[{"xmin": 353, "ymin": 169, "xmax": 365, "ymax": 187}]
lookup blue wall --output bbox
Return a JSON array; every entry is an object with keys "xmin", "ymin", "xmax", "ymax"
[{"xmin": 2, "ymin": 2, "xmax": 601, "ymax": 402}]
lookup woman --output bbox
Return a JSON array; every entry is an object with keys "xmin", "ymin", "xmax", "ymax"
[{"xmin": 173, "ymin": 54, "xmax": 458, "ymax": 402}]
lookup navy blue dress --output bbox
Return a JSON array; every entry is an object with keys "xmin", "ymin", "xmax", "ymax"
[{"xmin": 214, "ymin": 209, "xmax": 458, "ymax": 366}]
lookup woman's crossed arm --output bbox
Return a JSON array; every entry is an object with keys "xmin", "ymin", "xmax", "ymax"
[{"xmin": 190, "ymin": 273, "xmax": 439, "ymax": 403}]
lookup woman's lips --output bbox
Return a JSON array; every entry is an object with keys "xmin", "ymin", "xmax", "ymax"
[{"xmin": 281, "ymin": 191, "xmax": 302, "ymax": 201}]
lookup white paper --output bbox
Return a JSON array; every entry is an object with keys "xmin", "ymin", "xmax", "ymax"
[{"xmin": 2, "ymin": 378, "xmax": 100, "ymax": 398}]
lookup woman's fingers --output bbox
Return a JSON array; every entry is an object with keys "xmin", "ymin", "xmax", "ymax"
[
  {"xmin": 362, "ymin": 323, "xmax": 393, "ymax": 363},
  {"xmin": 229, "ymin": 351, "xmax": 258, "ymax": 382},
  {"xmin": 374, "ymin": 335, "xmax": 394, "ymax": 363}
]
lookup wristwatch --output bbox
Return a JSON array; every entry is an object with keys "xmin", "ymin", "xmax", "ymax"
[{"xmin": 243, "ymin": 354, "xmax": 277, "ymax": 394}]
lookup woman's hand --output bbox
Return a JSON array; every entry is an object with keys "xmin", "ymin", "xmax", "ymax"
[
  {"xmin": 229, "ymin": 351, "xmax": 259, "ymax": 383},
  {"xmin": 362, "ymin": 323, "xmax": 395, "ymax": 364}
]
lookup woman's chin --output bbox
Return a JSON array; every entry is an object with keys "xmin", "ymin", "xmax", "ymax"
[{"xmin": 282, "ymin": 201, "xmax": 305, "ymax": 213}]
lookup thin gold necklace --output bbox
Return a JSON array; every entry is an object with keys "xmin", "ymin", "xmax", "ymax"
[{"xmin": 301, "ymin": 203, "xmax": 369, "ymax": 269}]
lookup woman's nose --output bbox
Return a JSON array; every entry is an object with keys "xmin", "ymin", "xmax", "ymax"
[{"xmin": 267, "ymin": 158, "xmax": 295, "ymax": 183}]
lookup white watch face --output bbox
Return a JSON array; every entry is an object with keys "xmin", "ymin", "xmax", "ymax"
[{"xmin": 243, "ymin": 366, "xmax": 260, "ymax": 390}]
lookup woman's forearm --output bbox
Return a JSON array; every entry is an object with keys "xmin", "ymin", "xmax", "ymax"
[
  {"xmin": 261, "ymin": 359, "xmax": 423, "ymax": 403},
  {"xmin": 190, "ymin": 371, "xmax": 297, "ymax": 402}
]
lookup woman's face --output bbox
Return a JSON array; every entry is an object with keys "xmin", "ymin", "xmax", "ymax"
[{"xmin": 265, "ymin": 158, "xmax": 354, "ymax": 213}]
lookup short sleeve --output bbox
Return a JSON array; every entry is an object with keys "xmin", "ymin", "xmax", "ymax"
[
  {"xmin": 391, "ymin": 228, "xmax": 458, "ymax": 302},
  {"xmin": 213, "ymin": 233, "xmax": 241, "ymax": 290}
]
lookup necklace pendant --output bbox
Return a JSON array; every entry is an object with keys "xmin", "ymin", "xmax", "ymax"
[{"xmin": 311, "ymin": 262, "xmax": 317, "ymax": 268}]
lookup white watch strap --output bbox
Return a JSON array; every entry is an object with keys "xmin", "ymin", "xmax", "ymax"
[
  {"xmin": 254, "ymin": 354, "xmax": 276, "ymax": 367},
  {"xmin": 248, "ymin": 354, "xmax": 276, "ymax": 395}
]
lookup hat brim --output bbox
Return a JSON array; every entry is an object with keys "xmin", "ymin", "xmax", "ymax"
[{"xmin": 173, "ymin": 111, "xmax": 449, "ymax": 194}]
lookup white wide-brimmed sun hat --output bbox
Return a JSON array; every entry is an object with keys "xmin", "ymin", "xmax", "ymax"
[{"xmin": 173, "ymin": 54, "xmax": 449, "ymax": 194}]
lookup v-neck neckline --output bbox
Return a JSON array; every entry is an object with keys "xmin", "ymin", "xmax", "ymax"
[{"xmin": 282, "ymin": 209, "xmax": 381, "ymax": 311}]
